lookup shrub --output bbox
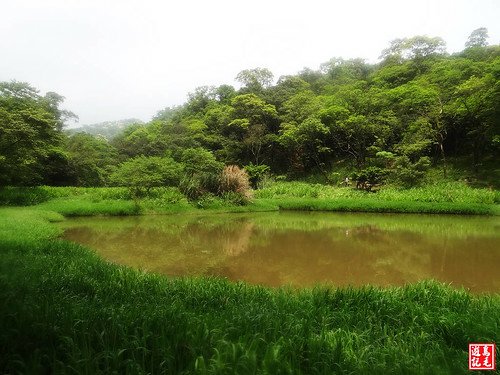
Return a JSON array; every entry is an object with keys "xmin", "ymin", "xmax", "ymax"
[
  {"xmin": 180, "ymin": 148, "xmax": 224, "ymax": 176},
  {"xmin": 179, "ymin": 172, "xmax": 220, "ymax": 200},
  {"xmin": 219, "ymin": 165, "xmax": 252, "ymax": 202},
  {"xmin": 389, "ymin": 156, "xmax": 431, "ymax": 188},
  {"xmin": 352, "ymin": 167, "xmax": 387, "ymax": 191},
  {"xmin": 244, "ymin": 163, "xmax": 270, "ymax": 188},
  {"xmin": 179, "ymin": 148, "xmax": 224, "ymax": 200},
  {"xmin": 110, "ymin": 156, "xmax": 183, "ymax": 197}
]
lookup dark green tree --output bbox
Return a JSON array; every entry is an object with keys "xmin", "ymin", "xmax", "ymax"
[{"xmin": 0, "ymin": 81, "xmax": 75, "ymax": 186}]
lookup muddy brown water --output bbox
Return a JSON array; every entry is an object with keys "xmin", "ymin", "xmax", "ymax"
[{"xmin": 60, "ymin": 211, "xmax": 500, "ymax": 293}]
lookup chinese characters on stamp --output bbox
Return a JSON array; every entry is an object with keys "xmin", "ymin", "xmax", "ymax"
[{"xmin": 469, "ymin": 343, "xmax": 496, "ymax": 371}]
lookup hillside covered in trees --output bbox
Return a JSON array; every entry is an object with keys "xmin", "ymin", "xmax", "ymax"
[{"xmin": 1, "ymin": 29, "xmax": 499, "ymax": 192}]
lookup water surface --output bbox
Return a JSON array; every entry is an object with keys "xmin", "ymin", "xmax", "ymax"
[{"xmin": 60, "ymin": 212, "xmax": 500, "ymax": 293}]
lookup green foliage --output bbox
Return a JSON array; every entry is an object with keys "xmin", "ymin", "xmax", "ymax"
[
  {"xmin": 255, "ymin": 181, "xmax": 367, "ymax": 200},
  {"xmin": 244, "ymin": 163, "xmax": 270, "ymax": 188},
  {"xmin": 2, "ymin": 32, "xmax": 500, "ymax": 191},
  {"xmin": 111, "ymin": 156, "xmax": 183, "ymax": 196},
  {"xmin": 66, "ymin": 133, "xmax": 118, "ymax": 186},
  {"xmin": 235, "ymin": 67, "xmax": 274, "ymax": 93},
  {"xmin": 390, "ymin": 156, "xmax": 431, "ymax": 188},
  {"xmin": 230, "ymin": 93, "xmax": 278, "ymax": 125},
  {"xmin": 0, "ymin": 81, "xmax": 74, "ymax": 186},
  {"xmin": 179, "ymin": 173, "xmax": 220, "ymax": 201},
  {"xmin": 352, "ymin": 166, "xmax": 387, "ymax": 191},
  {"xmin": 380, "ymin": 35, "xmax": 446, "ymax": 63},
  {"xmin": 181, "ymin": 148, "xmax": 223, "ymax": 176},
  {"xmin": 178, "ymin": 148, "xmax": 224, "ymax": 200}
]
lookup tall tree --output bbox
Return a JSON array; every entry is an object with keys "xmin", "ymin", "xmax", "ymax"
[
  {"xmin": 235, "ymin": 68, "xmax": 274, "ymax": 93},
  {"xmin": 465, "ymin": 27, "xmax": 489, "ymax": 48},
  {"xmin": 0, "ymin": 81, "xmax": 73, "ymax": 186}
]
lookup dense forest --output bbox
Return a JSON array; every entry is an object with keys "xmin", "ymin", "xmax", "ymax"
[{"xmin": 1, "ymin": 29, "xmax": 499, "ymax": 195}]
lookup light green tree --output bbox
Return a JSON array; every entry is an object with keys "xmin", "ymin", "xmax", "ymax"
[{"xmin": 110, "ymin": 156, "xmax": 183, "ymax": 196}]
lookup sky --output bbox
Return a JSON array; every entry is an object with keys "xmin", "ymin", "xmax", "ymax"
[{"xmin": 1, "ymin": 0, "xmax": 499, "ymax": 126}]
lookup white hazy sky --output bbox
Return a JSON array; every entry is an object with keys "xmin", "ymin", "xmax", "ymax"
[{"xmin": 1, "ymin": 0, "xmax": 499, "ymax": 125}]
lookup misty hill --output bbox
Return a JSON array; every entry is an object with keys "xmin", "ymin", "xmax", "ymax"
[{"xmin": 67, "ymin": 118, "xmax": 144, "ymax": 140}]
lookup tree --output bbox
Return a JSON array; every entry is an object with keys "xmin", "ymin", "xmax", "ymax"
[
  {"xmin": 244, "ymin": 163, "xmax": 270, "ymax": 188},
  {"xmin": 179, "ymin": 148, "xmax": 224, "ymax": 199},
  {"xmin": 380, "ymin": 36, "xmax": 447, "ymax": 76},
  {"xmin": 280, "ymin": 91, "xmax": 322, "ymax": 125},
  {"xmin": 465, "ymin": 27, "xmax": 489, "ymax": 48},
  {"xmin": 453, "ymin": 70, "xmax": 499, "ymax": 171},
  {"xmin": 320, "ymin": 87, "xmax": 393, "ymax": 168},
  {"xmin": 110, "ymin": 156, "xmax": 183, "ymax": 196},
  {"xmin": 279, "ymin": 117, "xmax": 331, "ymax": 175},
  {"xmin": 390, "ymin": 155, "xmax": 431, "ymax": 187},
  {"xmin": 66, "ymin": 133, "xmax": 118, "ymax": 186},
  {"xmin": 223, "ymin": 94, "xmax": 279, "ymax": 164},
  {"xmin": 381, "ymin": 36, "xmax": 446, "ymax": 62},
  {"xmin": 214, "ymin": 85, "xmax": 236, "ymax": 104},
  {"xmin": 112, "ymin": 123, "xmax": 167, "ymax": 159},
  {"xmin": 230, "ymin": 94, "xmax": 278, "ymax": 125},
  {"xmin": 0, "ymin": 81, "xmax": 73, "ymax": 186},
  {"xmin": 185, "ymin": 86, "xmax": 217, "ymax": 114},
  {"xmin": 387, "ymin": 80, "xmax": 449, "ymax": 176},
  {"xmin": 320, "ymin": 57, "xmax": 371, "ymax": 83},
  {"xmin": 235, "ymin": 68, "xmax": 274, "ymax": 93},
  {"xmin": 267, "ymin": 75, "xmax": 310, "ymax": 107},
  {"xmin": 180, "ymin": 148, "xmax": 223, "ymax": 176}
]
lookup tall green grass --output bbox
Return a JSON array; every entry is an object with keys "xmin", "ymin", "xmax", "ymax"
[
  {"xmin": 271, "ymin": 198, "xmax": 497, "ymax": 215},
  {"xmin": 0, "ymin": 186, "xmax": 129, "ymax": 205},
  {"xmin": 256, "ymin": 181, "xmax": 368, "ymax": 200},
  {"xmin": 36, "ymin": 198, "xmax": 142, "ymax": 216},
  {"xmin": 257, "ymin": 181, "xmax": 497, "ymax": 204},
  {"xmin": 0, "ymin": 208, "xmax": 499, "ymax": 373},
  {"xmin": 0, "ymin": 186, "xmax": 188, "ymax": 206},
  {"xmin": 377, "ymin": 182, "xmax": 498, "ymax": 204},
  {"xmin": 255, "ymin": 181, "xmax": 499, "ymax": 215}
]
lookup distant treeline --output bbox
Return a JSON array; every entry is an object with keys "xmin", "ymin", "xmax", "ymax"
[{"xmin": 1, "ymin": 28, "xmax": 498, "ymax": 189}]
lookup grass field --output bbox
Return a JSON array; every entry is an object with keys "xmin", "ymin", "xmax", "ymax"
[{"xmin": 1, "ymin": 207, "xmax": 499, "ymax": 374}]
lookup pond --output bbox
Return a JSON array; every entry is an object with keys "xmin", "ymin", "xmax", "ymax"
[{"xmin": 60, "ymin": 212, "xmax": 500, "ymax": 293}]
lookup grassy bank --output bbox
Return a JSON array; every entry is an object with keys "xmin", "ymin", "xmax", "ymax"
[
  {"xmin": 268, "ymin": 197, "xmax": 498, "ymax": 215},
  {"xmin": 0, "ymin": 208, "xmax": 499, "ymax": 374},
  {"xmin": 256, "ymin": 181, "xmax": 500, "ymax": 215},
  {"xmin": 1, "ymin": 181, "xmax": 499, "ymax": 216}
]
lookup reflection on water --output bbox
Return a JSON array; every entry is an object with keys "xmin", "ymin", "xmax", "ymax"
[{"xmin": 60, "ymin": 212, "xmax": 500, "ymax": 293}]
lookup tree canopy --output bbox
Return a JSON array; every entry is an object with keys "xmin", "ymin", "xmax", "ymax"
[{"xmin": 1, "ymin": 29, "xmax": 498, "ymax": 189}]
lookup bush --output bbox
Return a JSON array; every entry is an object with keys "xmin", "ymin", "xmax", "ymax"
[
  {"xmin": 244, "ymin": 163, "xmax": 270, "ymax": 188},
  {"xmin": 352, "ymin": 167, "xmax": 387, "ymax": 191},
  {"xmin": 390, "ymin": 156, "xmax": 431, "ymax": 188},
  {"xmin": 179, "ymin": 148, "xmax": 224, "ymax": 200},
  {"xmin": 110, "ymin": 156, "xmax": 183, "ymax": 197},
  {"xmin": 219, "ymin": 165, "xmax": 253, "ymax": 203},
  {"xmin": 179, "ymin": 172, "xmax": 220, "ymax": 200},
  {"xmin": 180, "ymin": 148, "xmax": 224, "ymax": 176}
]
